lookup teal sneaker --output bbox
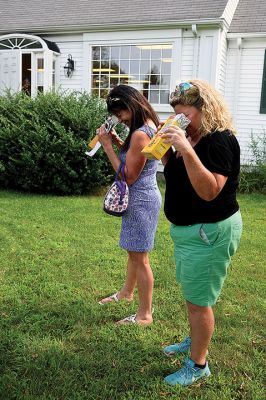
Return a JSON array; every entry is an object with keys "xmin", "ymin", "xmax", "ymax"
[
  {"xmin": 164, "ymin": 357, "xmax": 211, "ymax": 386},
  {"xmin": 163, "ymin": 336, "xmax": 191, "ymax": 356}
]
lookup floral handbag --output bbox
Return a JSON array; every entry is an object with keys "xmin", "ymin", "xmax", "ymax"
[{"xmin": 103, "ymin": 162, "xmax": 129, "ymax": 216}]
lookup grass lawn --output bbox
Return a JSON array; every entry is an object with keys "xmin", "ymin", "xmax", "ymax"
[{"xmin": 0, "ymin": 189, "xmax": 265, "ymax": 400}]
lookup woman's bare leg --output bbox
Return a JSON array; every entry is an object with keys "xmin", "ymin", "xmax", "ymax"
[
  {"xmin": 117, "ymin": 254, "xmax": 137, "ymax": 300},
  {"xmin": 187, "ymin": 301, "xmax": 214, "ymax": 364},
  {"xmin": 99, "ymin": 254, "xmax": 136, "ymax": 304},
  {"xmin": 117, "ymin": 251, "xmax": 154, "ymax": 325}
]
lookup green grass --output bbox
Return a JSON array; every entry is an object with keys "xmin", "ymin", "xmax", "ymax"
[{"xmin": 0, "ymin": 190, "xmax": 265, "ymax": 400}]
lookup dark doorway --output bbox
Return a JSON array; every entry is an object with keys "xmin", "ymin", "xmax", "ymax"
[{"xmin": 22, "ymin": 53, "xmax": 31, "ymax": 95}]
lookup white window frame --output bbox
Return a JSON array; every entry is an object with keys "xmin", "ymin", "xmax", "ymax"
[{"xmin": 83, "ymin": 29, "xmax": 182, "ymax": 113}]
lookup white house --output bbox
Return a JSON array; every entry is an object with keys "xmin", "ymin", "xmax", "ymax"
[{"xmin": 0, "ymin": 0, "xmax": 265, "ymax": 163}]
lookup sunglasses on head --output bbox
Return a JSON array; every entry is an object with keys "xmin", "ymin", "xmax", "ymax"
[
  {"xmin": 106, "ymin": 97, "xmax": 121, "ymax": 104},
  {"xmin": 170, "ymin": 82, "xmax": 194, "ymax": 99}
]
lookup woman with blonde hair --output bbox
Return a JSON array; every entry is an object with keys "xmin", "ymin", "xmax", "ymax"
[{"xmin": 161, "ymin": 80, "xmax": 242, "ymax": 385}]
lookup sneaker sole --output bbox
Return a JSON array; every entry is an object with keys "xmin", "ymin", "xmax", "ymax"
[{"xmin": 163, "ymin": 348, "xmax": 209, "ymax": 357}]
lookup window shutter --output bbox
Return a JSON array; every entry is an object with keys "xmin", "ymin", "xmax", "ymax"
[{"xmin": 260, "ymin": 49, "xmax": 266, "ymax": 114}]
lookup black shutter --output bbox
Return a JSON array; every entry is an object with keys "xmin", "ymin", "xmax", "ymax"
[{"xmin": 260, "ymin": 49, "xmax": 266, "ymax": 114}]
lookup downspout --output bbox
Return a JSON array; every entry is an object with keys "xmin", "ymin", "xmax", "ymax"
[
  {"xmin": 192, "ymin": 24, "xmax": 197, "ymax": 38},
  {"xmin": 233, "ymin": 37, "xmax": 242, "ymax": 118},
  {"xmin": 192, "ymin": 24, "xmax": 198, "ymax": 78}
]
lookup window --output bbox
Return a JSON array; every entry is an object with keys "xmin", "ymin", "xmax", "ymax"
[
  {"xmin": 260, "ymin": 50, "xmax": 266, "ymax": 114},
  {"xmin": 37, "ymin": 58, "xmax": 44, "ymax": 92},
  {"xmin": 0, "ymin": 37, "xmax": 43, "ymax": 50},
  {"xmin": 91, "ymin": 44, "xmax": 173, "ymax": 104}
]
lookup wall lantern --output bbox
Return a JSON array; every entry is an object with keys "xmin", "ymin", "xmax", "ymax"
[{"xmin": 64, "ymin": 54, "xmax": 75, "ymax": 78}]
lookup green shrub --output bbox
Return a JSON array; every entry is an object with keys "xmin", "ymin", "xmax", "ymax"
[
  {"xmin": 0, "ymin": 91, "xmax": 123, "ymax": 194},
  {"xmin": 239, "ymin": 131, "xmax": 266, "ymax": 194}
]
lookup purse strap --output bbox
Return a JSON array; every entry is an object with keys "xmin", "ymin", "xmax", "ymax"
[
  {"xmin": 115, "ymin": 162, "xmax": 127, "ymax": 199},
  {"xmin": 115, "ymin": 161, "xmax": 125, "ymax": 182}
]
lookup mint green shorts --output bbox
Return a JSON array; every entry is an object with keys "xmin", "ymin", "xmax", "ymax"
[{"xmin": 170, "ymin": 211, "xmax": 242, "ymax": 307}]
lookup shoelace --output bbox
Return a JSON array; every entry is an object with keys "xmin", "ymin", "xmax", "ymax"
[
  {"xmin": 181, "ymin": 363, "xmax": 198, "ymax": 381},
  {"xmin": 178, "ymin": 338, "xmax": 191, "ymax": 351}
]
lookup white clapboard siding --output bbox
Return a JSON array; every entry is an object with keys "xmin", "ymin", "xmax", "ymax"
[
  {"xmin": 225, "ymin": 42, "xmax": 266, "ymax": 163},
  {"xmin": 180, "ymin": 37, "xmax": 195, "ymax": 80},
  {"xmin": 224, "ymin": 48, "xmax": 237, "ymax": 113},
  {"xmin": 43, "ymin": 34, "xmax": 84, "ymax": 91}
]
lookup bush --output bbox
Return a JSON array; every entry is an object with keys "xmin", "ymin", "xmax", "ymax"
[
  {"xmin": 0, "ymin": 91, "xmax": 123, "ymax": 195},
  {"xmin": 239, "ymin": 131, "xmax": 266, "ymax": 194}
]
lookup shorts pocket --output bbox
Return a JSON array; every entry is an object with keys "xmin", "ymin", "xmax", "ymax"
[{"xmin": 198, "ymin": 223, "xmax": 220, "ymax": 246}]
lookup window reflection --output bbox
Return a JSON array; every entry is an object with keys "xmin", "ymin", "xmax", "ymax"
[{"xmin": 91, "ymin": 44, "xmax": 172, "ymax": 104}]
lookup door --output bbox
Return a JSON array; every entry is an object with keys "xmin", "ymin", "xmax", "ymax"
[
  {"xmin": 31, "ymin": 50, "xmax": 54, "ymax": 96},
  {"xmin": 0, "ymin": 50, "xmax": 21, "ymax": 95}
]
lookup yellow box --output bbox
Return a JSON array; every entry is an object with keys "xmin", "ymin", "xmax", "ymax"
[
  {"xmin": 141, "ymin": 114, "xmax": 190, "ymax": 160},
  {"xmin": 141, "ymin": 133, "xmax": 172, "ymax": 160},
  {"xmin": 88, "ymin": 134, "xmax": 99, "ymax": 149}
]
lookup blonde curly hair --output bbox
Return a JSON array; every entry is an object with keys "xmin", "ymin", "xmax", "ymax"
[{"xmin": 170, "ymin": 79, "xmax": 236, "ymax": 136}]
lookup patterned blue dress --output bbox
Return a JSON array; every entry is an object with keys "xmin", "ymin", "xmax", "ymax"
[{"xmin": 119, "ymin": 125, "xmax": 162, "ymax": 252}]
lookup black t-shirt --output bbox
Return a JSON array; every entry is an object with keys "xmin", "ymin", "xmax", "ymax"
[{"xmin": 163, "ymin": 130, "xmax": 240, "ymax": 225}]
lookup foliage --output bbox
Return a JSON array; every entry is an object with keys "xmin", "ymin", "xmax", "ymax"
[
  {"xmin": 0, "ymin": 91, "xmax": 125, "ymax": 195},
  {"xmin": 239, "ymin": 130, "xmax": 266, "ymax": 194}
]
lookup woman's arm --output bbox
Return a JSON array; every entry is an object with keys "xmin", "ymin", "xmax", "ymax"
[
  {"xmin": 111, "ymin": 130, "xmax": 124, "ymax": 149},
  {"xmin": 98, "ymin": 126, "xmax": 150, "ymax": 184},
  {"xmin": 182, "ymin": 148, "xmax": 227, "ymax": 201},
  {"xmin": 123, "ymin": 130, "xmax": 151, "ymax": 185},
  {"xmin": 97, "ymin": 125, "xmax": 121, "ymax": 172},
  {"xmin": 161, "ymin": 127, "xmax": 227, "ymax": 201}
]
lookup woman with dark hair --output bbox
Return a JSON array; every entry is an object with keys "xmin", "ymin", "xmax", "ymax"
[{"xmin": 97, "ymin": 85, "xmax": 162, "ymax": 325}]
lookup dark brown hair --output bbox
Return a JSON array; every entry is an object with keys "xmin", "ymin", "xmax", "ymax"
[{"xmin": 106, "ymin": 85, "xmax": 159, "ymax": 151}]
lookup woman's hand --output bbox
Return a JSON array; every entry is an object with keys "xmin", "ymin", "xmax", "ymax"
[
  {"xmin": 97, "ymin": 124, "xmax": 113, "ymax": 148},
  {"xmin": 161, "ymin": 126, "xmax": 191, "ymax": 155},
  {"xmin": 111, "ymin": 129, "xmax": 124, "ymax": 147},
  {"xmin": 156, "ymin": 121, "xmax": 164, "ymax": 133}
]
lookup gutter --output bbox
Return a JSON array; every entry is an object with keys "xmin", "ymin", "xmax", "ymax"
[
  {"xmin": 227, "ymin": 32, "xmax": 266, "ymax": 39},
  {"xmin": 0, "ymin": 18, "xmax": 226, "ymax": 36}
]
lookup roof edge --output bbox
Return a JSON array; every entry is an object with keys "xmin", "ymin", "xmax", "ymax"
[
  {"xmin": 0, "ymin": 18, "xmax": 225, "ymax": 36},
  {"xmin": 227, "ymin": 32, "xmax": 266, "ymax": 39}
]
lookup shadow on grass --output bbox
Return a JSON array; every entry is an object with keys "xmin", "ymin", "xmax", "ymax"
[{"xmin": 0, "ymin": 298, "xmax": 179, "ymax": 399}]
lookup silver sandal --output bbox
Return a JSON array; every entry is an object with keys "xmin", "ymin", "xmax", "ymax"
[
  {"xmin": 98, "ymin": 292, "xmax": 119, "ymax": 305},
  {"xmin": 116, "ymin": 314, "xmax": 137, "ymax": 325}
]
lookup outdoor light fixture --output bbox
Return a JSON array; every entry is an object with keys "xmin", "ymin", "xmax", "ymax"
[{"xmin": 64, "ymin": 54, "xmax": 74, "ymax": 78}]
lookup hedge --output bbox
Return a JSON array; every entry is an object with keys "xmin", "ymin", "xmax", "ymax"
[{"xmin": 0, "ymin": 91, "xmax": 122, "ymax": 195}]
